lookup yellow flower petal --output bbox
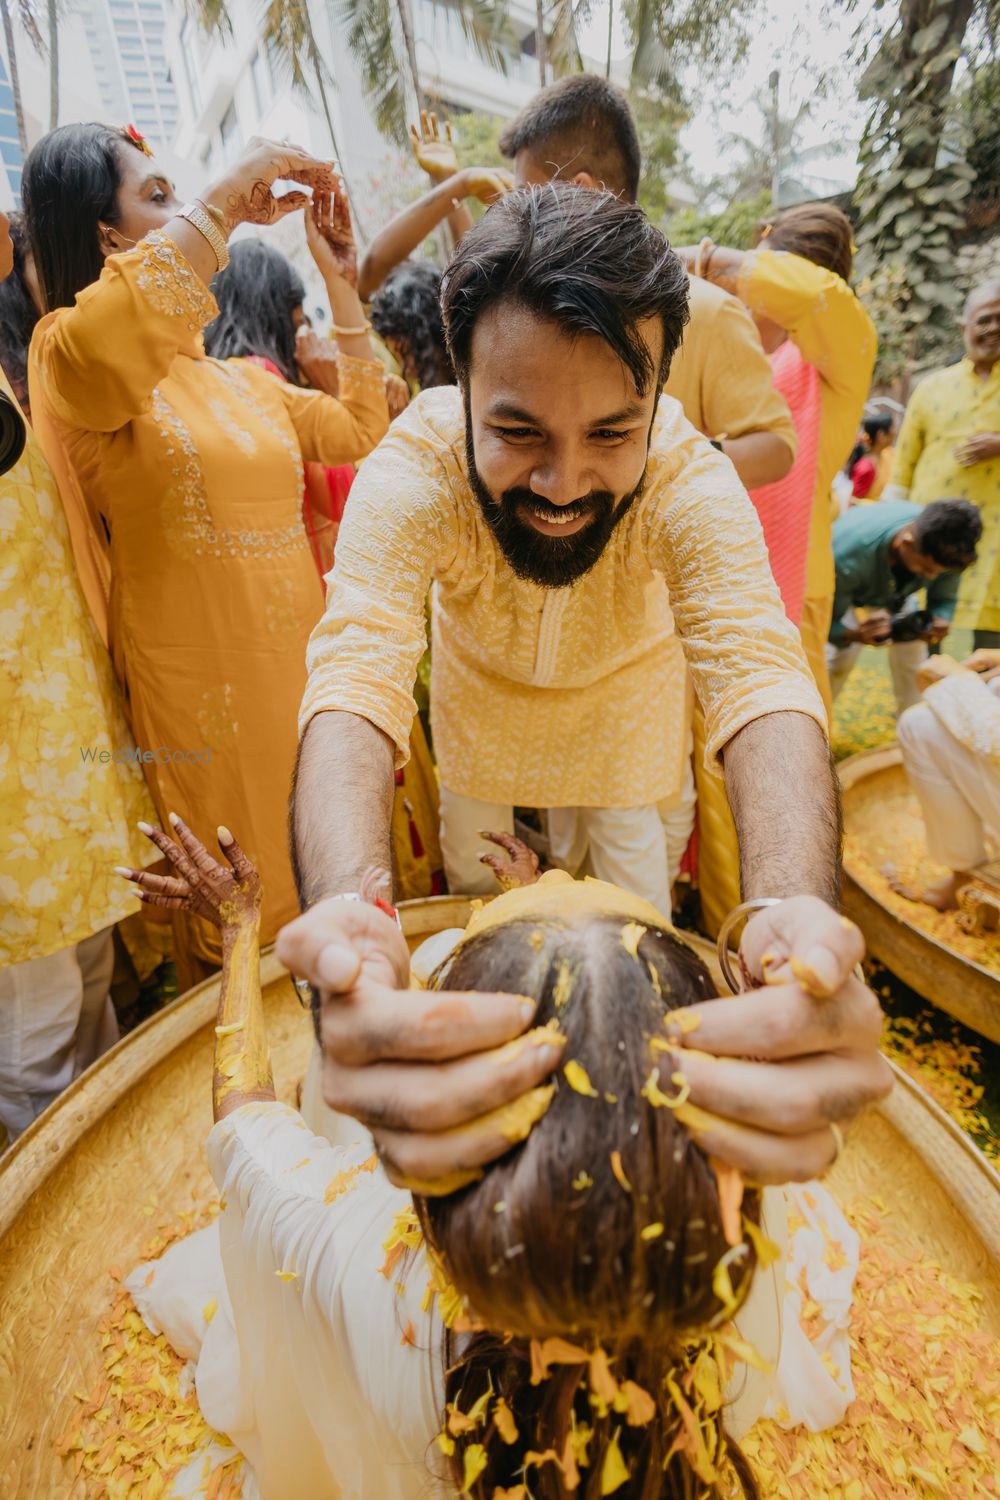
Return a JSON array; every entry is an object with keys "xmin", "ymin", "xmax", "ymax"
[{"xmin": 564, "ymin": 1059, "xmax": 599, "ymax": 1097}]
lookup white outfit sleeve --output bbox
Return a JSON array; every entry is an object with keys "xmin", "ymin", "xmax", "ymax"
[{"xmin": 129, "ymin": 1102, "xmax": 448, "ymax": 1500}]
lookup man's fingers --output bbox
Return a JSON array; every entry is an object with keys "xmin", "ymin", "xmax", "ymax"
[
  {"xmin": 667, "ymin": 1046, "xmax": 894, "ymax": 1136},
  {"xmin": 320, "ymin": 985, "xmax": 541, "ymax": 1067},
  {"xmin": 672, "ymin": 1105, "xmax": 842, "ymax": 1185},
  {"xmin": 275, "ymin": 898, "xmax": 409, "ymax": 990},
  {"xmin": 667, "ymin": 973, "xmax": 885, "ymax": 1058},
  {"xmin": 742, "ymin": 896, "xmax": 865, "ymax": 995},
  {"xmin": 322, "ymin": 1028, "xmax": 562, "ymax": 1133}
]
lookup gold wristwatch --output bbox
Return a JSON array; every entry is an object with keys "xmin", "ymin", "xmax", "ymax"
[{"xmin": 177, "ymin": 200, "xmax": 230, "ymax": 271}]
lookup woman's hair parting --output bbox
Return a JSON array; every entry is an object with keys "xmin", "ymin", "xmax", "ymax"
[
  {"xmin": 0, "ymin": 214, "xmax": 40, "ymax": 413},
  {"xmin": 415, "ymin": 914, "xmax": 764, "ymax": 1499},
  {"xmin": 22, "ymin": 122, "xmax": 145, "ymax": 312},
  {"xmin": 756, "ymin": 202, "xmax": 855, "ymax": 286},
  {"xmin": 845, "ymin": 412, "xmax": 894, "ymax": 475},
  {"xmin": 204, "ymin": 239, "xmax": 307, "ymax": 384},
  {"xmin": 441, "ymin": 183, "xmax": 690, "ymax": 396},
  {"xmin": 369, "ymin": 259, "xmax": 454, "ymax": 390}
]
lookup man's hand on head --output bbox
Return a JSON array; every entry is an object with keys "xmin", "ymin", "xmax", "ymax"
[
  {"xmin": 275, "ymin": 898, "xmax": 565, "ymax": 1186},
  {"xmin": 655, "ymin": 897, "xmax": 893, "ymax": 1184}
]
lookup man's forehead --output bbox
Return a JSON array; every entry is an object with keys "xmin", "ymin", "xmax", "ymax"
[
  {"xmin": 965, "ymin": 289, "xmax": 1000, "ymax": 320},
  {"xmin": 468, "ymin": 302, "xmax": 663, "ymax": 406}
]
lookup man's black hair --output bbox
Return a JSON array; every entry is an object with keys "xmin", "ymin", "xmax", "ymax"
[
  {"xmin": 498, "ymin": 74, "xmax": 641, "ymax": 203},
  {"xmin": 912, "ymin": 499, "xmax": 982, "ymax": 571},
  {"xmin": 441, "ymin": 183, "xmax": 689, "ymax": 398}
]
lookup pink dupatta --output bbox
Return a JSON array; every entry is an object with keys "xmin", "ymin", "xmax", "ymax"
[{"xmin": 748, "ymin": 341, "xmax": 821, "ymax": 626}]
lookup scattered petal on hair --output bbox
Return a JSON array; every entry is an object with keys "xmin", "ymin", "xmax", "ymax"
[
  {"xmin": 641, "ymin": 1065, "xmax": 691, "ymax": 1108},
  {"xmin": 560, "ymin": 1429, "xmax": 582, "ymax": 1490},
  {"xmin": 492, "ymin": 1487, "xmax": 526, "ymax": 1500},
  {"xmin": 448, "ymin": 1383, "xmax": 494, "ymax": 1436},
  {"xmin": 552, "ymin": 960, "xmax": 575, "ymax": 1009},
  {"xmin": 619, "ymin": 1379, "xmax": 656, "ymax": 1426},
  {"xmin": 214, "ymin": 1021, "xmax": 244, "ymax": 1036},
  {"xmin": 572, "ymin": 1170, "xmax": 594, "ymax": 1191},
  {"xmin": 609, "ymin": 1151, "xmax": 632, "ymax": 1193},
  {"xmin": 462, "ymin": 1441, "xmax": 488, "ymax": 1491},
  {"xmin": 493, "ymin": 1396, "xmax": 519, "ymax": 1444},
  {"xmin": 709, "ymin": 1158, "xmax": 745, "ymax": 1248},
  {"xmin": 710, "ymin": 1244, "xmax": 749, "ymax": 1325},
  {"xmin": 604, "ymin": 1091, "xmax": 618, "ymax": 1104},
  {"xmin": 564, "ymin": 1060, "xmax": 599, "ymax": 1097},
  {"xmin": 646, "ymin": 959, "xmax": 662, "ymax": 997},
  {"xmin": 569, "ymin": 1414, "xmax": 594, "ymax": 1469},
  {"xmin": 588, "ymin": 1348, "xmax": 619, "ymax": 1416},
  {"xmin": 400, "ymin": 1321, "xmax": 416, "ymax": 1347},
  {"xmin": 599, "ymin": 1427, "xmax": 630, "ymax": 1494},
  {"xmin": 437, "ymin": 1428, "xmax": 455, "ymax": 1457},
  {"xmin": 202, "ymin": 1298, "xmax": 217, "ymax": 1325},
  {"xmin": 274, "ymin": 1269, "xmax": 298, "ymax": 1282},
  {"xmin": 640, "ymin": 1222, "xmax": 664, "ymax": 1241},
  {"xmin": 620, "ymin": 922, "xmax": 646, "ymax": 958},
  {"xmin": 380, "ymin": 1205, "xmax": 423, "ymax": 1277},
  {"xmin": 741, "ymin": 1214, "xmax": 782, "ymax": 1268}
]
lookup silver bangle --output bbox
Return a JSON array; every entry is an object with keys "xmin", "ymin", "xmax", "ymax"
[{"xmin": 716, "ymin": 897, "xmax": 783, "ymax": 995}]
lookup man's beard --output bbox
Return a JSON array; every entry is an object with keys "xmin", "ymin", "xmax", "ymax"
[{"xmin": 464, "ymin": 416, "xmax": 645, "ymax": 589}]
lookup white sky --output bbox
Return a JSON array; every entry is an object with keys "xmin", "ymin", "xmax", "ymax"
[{"xmin": 576, "ymin": 0, "xmax": 876, "ymax": 198}]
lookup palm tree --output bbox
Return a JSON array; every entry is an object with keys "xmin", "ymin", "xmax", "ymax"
[
  {"xmin": 337, "ymin": 0, "xmax": 513, "ymax": 147},
  {"xmin": 0, "ymin": 0, "xmax": 42, "ymax": 152}
]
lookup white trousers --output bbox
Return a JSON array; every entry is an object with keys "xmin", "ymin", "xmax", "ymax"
[
  {"xmin": 896, "ymin": 699, "xmax": 1000, "ymax": 872},
  {"xmin": 826, "ymin": 610, "xmax": 927, "ymax": 716},
  {"xmin": 0, "ymin": 926, "xmax": 117, "ymax": 1143},
  {"xmin": 439, "ymin": 756, "xmax": 697, "ymax": 917}
]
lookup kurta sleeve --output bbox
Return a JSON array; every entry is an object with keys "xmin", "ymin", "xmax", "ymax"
[
  {"xmin": 699, "ymin": 292, "xmax": 797, "ymax": 459},
  {"xmin": 888, "ymin": 386, "xmax": 926, "ymax": 496},
  {"xmin": 273, "ymin": 352, "xmax": 390, "ymax": 465},
  {"xmin": 299, "ymin": 406, "xmax": 458, "ymax": 766},
  {"xmin": 29, "ymin": 232, "xmax": 217, "ymax": 434},
  {"xmin": 737, "ymin": 249, "xmax": 876, "ymax": 401},
  {"xmin": 645, "ymin": 434, "xmax": 828, "ymax": 773}
]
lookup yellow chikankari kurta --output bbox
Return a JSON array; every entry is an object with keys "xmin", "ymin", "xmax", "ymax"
[
  {"xmin": 891, "ymin": 359, "xmax": 1000, "ymax": 632},
  {"xmin": 30, "ymin": 233, "xmax": 389, "ymax": 961},
  {"xmin": 0, "ymin": 367, "xmax": 156, "ymax": 965},
  {"xmin": 300, "ymin": 387, "xmax": 825, "ymax": 810},
  {"xmin": 665, "ymin": 274, "xmax": 797, "ymax": 459}
]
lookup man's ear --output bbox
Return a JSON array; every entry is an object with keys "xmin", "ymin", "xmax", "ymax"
[{"xmin": 572, "ymin": 171, "xmax": 597, "ymax": 191}]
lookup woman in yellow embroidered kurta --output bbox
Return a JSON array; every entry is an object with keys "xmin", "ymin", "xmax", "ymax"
[{"xmin": 25, "ymin": 125, "xmax": 389, "ymax": 975}]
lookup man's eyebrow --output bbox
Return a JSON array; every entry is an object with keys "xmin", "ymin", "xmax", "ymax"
[{"xmin": 485, "ymin": 400, "xmax": 646, "ymax": 424}]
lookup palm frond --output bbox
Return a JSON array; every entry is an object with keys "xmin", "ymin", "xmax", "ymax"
[
  {"xmin": 261, "ymin": 0, "xmax": 329, "ymax": 90},
  {"xmin": 453, "ymin": 0, "xmax": 514, "ymax": 76},
  {"xmin": 13, "ymin": 0, "xmax": 44, "ymax": 53},
  {"xmin": 337, "ymin": 0, "xmax": 409, "ymax": 146},
  {"xmin": 183, "ymin": 0, "xmax": 234, "ymax": 39}
]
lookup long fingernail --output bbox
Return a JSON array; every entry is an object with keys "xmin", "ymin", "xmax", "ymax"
[
  {"xmin": 167, "ymin": 812, "xmax": 181, "ymax": 827},
  {"xmin": 217, "ymin": 825, "xmax": 234, "ymax": 844},
  {"xmin": 113, "ymin": 866, "xmax": 132, "ymax": 877},
  {"xmin": 137, "ymin": 821, "xmax": 155, "ymax": 834}
]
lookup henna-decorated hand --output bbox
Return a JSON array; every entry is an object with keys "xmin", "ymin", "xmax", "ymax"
[
  {"xmin": 202, "ymin": 137, "xmax": 336, "ymax": 234},
  {"xmin": 295, "ymin": 325, "xmax": 341, "ymax": 395},
  {"xmin": 409, "ymin": 110, "xmax": 458, "ymax": 182},
  {"xmin": 478, "ymin": 829, "xmax": 540, "ymax": 891},
  {"xmin": 116, "ymin": 815, "xmax": 261, "ymax": 929},
  {"xmin": 304, "ymin": 184, "xmax": 357, "ymax": 287}
]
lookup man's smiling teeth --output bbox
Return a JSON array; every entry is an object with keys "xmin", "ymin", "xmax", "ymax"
[{"xmin": 530, "ymin": 504, "xmax": 583, "ymax": 525}]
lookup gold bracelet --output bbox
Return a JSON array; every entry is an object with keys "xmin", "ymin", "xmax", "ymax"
[
  {"xmin": 177, "ymin": 200, "xmax": 229, "ymax": 272},
  {"xmin": 197, "ymin": 198, "xmax": 228, "ymax": 233},
  {"xmin": 330, "ymin": 320, "xmax": 371, "ymax": 337}
]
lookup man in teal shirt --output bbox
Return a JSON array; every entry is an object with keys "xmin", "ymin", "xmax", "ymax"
[{"xmin": 826, "ymin": 498, "xmax": 981, "ymax": 712}]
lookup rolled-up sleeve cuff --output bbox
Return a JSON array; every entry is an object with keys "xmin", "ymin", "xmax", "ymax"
[
  {"xmin": 298, "ymin": 674, "xmax": 414, "ymax": 770},
  {"xmin": 703, "ymin": 679, "xmax": 829, "ymax": 776}
]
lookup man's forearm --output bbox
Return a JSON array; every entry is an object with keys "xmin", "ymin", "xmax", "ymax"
[
  {"xmin": 723, "ymin": 711, "xmax": 841, "ymax": 907},
  {"xmin": 290, "ymin": 710, "xmax": 396, "ymax": 907},
  {"xmin": 722, "ymin": 430, "xmax": 794, "ymax": 489}
]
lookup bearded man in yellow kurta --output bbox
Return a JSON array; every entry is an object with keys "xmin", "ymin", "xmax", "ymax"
[{"xmin": 294, "ymin": 186, "xmax": 833, "ymax": 925}]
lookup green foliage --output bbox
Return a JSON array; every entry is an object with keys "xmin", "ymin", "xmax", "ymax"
[
  {"xmin": 668, "ymin": 189, "xmax": 773, "ymax": 251},
  {"xmin": 448, "ymin": 110, "xmax": 507, "ymax": 171},
  {"xmin": 962, "ymin": 56, "xmax": 1000, "ymax": 200},
  {"xmin": 853, "ymin": 0, "xmax": 980, "ymax": 348},
  {"xmin": 855, "ymin": 260, "xmax": 912, "ymax": 385},
  {"xmin": 631, "ymin": 82, "xmax": 685, "ymax": 225}
]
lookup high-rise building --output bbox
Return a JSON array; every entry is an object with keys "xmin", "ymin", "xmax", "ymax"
[
  {"xmin": 0, "ymin": 50, "xmax": 23, "ymax": 207},
  {"xmin": 81, "ymin": 0, "xmax": 180, "ymax": 151}
]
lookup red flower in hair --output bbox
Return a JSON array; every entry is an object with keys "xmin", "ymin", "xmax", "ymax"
[{"xmin": 124, "ymin": 123, "xmax": 153, "ymax": 157}]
